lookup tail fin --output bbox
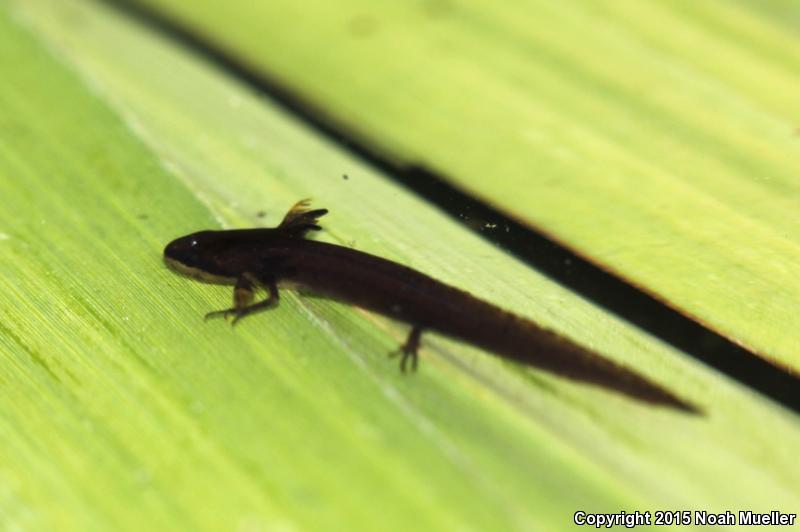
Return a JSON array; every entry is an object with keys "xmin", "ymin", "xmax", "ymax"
[
  {"xmin": 506, "ymin": 324, "xmax": 702, "ymax": 413},
  {"xmin": 566, "ymin": 349, "xmax": 702, "ymax": 414},
  {"xmin": 451, "ymin": 297, "xmax": 702, "ymax": 413}
]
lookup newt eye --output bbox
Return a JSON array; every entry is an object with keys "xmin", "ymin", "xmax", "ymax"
[{"xmin": 190, "ymin": 239, "xmax": 198, "ymax": 247}]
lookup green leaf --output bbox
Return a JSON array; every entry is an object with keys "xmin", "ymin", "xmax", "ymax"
[{"xmin": 1, "ymin": 1, "xmax": 798, "ymax": 530}]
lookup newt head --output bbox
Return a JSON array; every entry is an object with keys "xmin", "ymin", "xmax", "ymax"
[
  {"xmin": 163, "ymin": 230, "xmax": 238, "ymax": 284},
  {"xmin": 164, "ymin": 200, "xmax": 328, "ymax": 284}
]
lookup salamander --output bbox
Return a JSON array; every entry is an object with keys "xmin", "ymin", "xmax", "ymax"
[{"xmin": 163, "ymin": 200, "xmax": 698, "ymax": 413}]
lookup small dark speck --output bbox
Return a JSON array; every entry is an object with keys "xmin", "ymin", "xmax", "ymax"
[
  {"xmin": 256, "ymin": 210, "xmax": 267, "ymax": 218},
  {"xmin": 342, "ymin": 174, "xmax": 349, "ymax": 180},
  {"xmin": 137, "ymin": 214, "xmax": 148, "ymax": 220}
]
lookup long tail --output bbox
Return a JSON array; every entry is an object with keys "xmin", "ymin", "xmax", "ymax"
[
  {"xmin": 446, "ymin": 303, "xmax": 701, "ymax": 413},
  {"xmin": 508, "ymin": 327, "xmax": 701, "ymax": 413}
]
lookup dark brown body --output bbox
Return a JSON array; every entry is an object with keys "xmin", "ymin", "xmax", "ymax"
[{"xmin": 164, "ymin": 202, "xmax": 698, "ymax": 413}]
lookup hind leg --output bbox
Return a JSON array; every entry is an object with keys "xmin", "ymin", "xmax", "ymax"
[{"xmin": 390, "ymin": 325, "xmax": 423, "ymax": 372}]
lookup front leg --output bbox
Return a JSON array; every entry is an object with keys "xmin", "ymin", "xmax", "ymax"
[{"xmin": 205, "ymin": 273, "xmax": 280, "ymax": 325}]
